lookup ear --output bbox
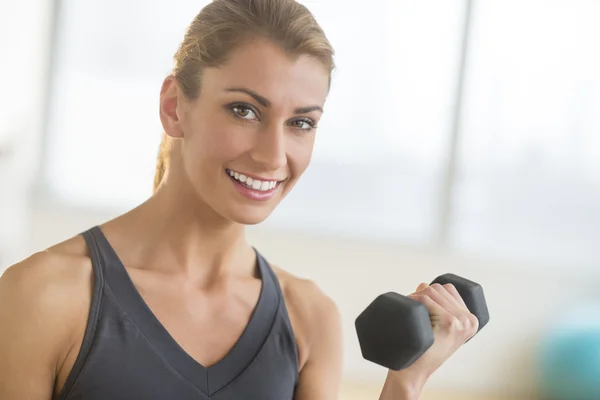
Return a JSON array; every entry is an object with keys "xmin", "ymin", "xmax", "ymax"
[{"xmin": 159, "ymin": 75, "xmax": 185, "ymax": 139}]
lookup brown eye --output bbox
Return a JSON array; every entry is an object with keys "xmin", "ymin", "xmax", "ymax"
[
  {"xmin": 231, "ymin": 105, "xmax": 258, "ymax": 120},
  {"xmin": 290, "ymin": 118, "xmax": 316, "ymax": 131}
]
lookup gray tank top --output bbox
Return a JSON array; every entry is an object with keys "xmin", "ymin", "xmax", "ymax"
[{"xmin": 57, "ymin": 226, "xmax": 299, "ymax": 400}]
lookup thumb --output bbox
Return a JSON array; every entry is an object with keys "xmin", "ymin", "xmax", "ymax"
[{"xmin": 416, "ymin": 282, "xmax": 429, "ymax": 291}]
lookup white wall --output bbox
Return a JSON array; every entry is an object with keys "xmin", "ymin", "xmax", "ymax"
[
  {"xmin": 0, "ymin": 0, "xmax": 53, "ymax": 268},
  {"xmin": 23, "ymin": 201, "xmax": 600, "ymax": 398}
]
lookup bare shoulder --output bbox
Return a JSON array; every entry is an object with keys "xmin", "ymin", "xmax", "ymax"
[
  {"xmin": 271, "ymin": 266, "xmax": 342, "ymax": 366},
  {"xmin": 272, "ymin": 266, "xmax": 339, "ymax": 319},
  {"xmin": 0, "ymin": 233, "xmax": 94, "ymax": 332},
  {"xmin": 0, "ymin": 235, "xmax": 93, "ymax": 306},
  {"xmin": 0, "ymin": 235, "xmax": 94, "ymax": 389}
]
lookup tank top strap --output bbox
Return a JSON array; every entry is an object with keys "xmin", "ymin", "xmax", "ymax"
[
  {"xmin": 59, "ymin": 227, "xmax": 107, "ymax": 399},
  {"xmin": 254, "ymin": 249, "xmax": 300, "ymax": 371},
  {"xmin": 80, "ymin": 225, "xmax": 107, "ymax": 291},
  {"xmin": 84, "ymin": 225, "xmax": 124, "ymax": 270}
]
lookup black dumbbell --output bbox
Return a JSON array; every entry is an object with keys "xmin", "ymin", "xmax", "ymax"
[{"xmin": 355, "ymin": 273, "xmax": 490, "ymax": 371}]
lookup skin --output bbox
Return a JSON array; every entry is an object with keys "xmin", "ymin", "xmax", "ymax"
[{"xmin": 0, "ymin": 38, "xmax": 478, "ymax": 400}]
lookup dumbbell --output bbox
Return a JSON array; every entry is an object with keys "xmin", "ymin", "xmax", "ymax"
[{"xmin": 355, "ymin": 273, "xmax": 489, "ymax": 370}]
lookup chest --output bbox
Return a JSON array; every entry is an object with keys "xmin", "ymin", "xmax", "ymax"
[
  {"xmin": 55, "ymin": 266, "xmax": 307, "ymax": 399},
  {"xmin": 133, "ymin": 272, "xmax": 263, "ymax": 367}
]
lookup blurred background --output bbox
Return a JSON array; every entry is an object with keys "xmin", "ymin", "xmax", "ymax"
[{"xmin": 1, "ymin": 0, "xmax": 599, "ymax": 399}]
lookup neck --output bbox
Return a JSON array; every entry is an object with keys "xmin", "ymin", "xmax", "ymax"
[{"xmin": 104, "ymin": 178, "xmax": 255, "ymax": 282}]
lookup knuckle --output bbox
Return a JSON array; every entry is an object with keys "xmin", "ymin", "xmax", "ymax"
[
  {"xmin": 431, "ymin": 283, "xmax": 443, "ymax": 291},
  {"xmin": 424, "ymin": 287, "xmax": 440, "ymax": 298},
  {"xmin": 443, "ymin": 283, "xmax": 456, "ymax": 293},
  {"xmin": 441, "ymin": 314, "xmax": 457, "ymax": 329},
  {"xmin": 458, "ymin": 314, "xmax": 471, "ymax": 327},
  {"xmin": 468, "ymin": 314, "xmax": 480, "ymax": 331}
]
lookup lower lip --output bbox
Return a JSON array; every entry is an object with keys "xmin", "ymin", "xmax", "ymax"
[{"xmin": 227, "ymin": 173, "xmax": 280, "ymax": 201}]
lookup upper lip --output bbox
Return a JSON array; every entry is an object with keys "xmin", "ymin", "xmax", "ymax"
[{"xmin": 226, "ymin": 168, "xmax": 286, "ymax": 182}]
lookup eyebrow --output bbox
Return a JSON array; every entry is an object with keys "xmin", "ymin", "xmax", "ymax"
[{"xmin": 224, "ymin": 87, "xmax": 324, "ymax": 114}]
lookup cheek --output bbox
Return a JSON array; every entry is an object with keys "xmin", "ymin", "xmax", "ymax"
[
  {"xmin": 289, "ymin": 137, "xmax": 315, "ymax": 177},
  {"xmin": 191, "ymin": 121, "xmax": 252, "ymax": 166}
]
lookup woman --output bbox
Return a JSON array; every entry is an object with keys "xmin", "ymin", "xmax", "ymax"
[{"xmin": 0, "ymin": 0, "xmax": 478, "ymax": 399}]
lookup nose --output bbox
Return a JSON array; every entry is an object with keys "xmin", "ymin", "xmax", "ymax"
[{"xmin": 249, "ymin": 121, "xmax": 287, "ymax": 171}]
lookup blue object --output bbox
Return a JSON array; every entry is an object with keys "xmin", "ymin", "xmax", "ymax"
[{"xmin": 538, "ymin": 304, "xmax": 600, "ymax": 400}]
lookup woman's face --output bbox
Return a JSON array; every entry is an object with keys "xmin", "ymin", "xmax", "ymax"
[{"xmin": 162, "ymin": 39, "xmax": 330, "ymax": 225}]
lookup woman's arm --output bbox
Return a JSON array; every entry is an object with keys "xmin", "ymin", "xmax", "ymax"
[
  {"xmin": 292, "ymin": 291, "xmax": 344, "ymax": 399},
  {"xmin": 293, "ymin": 282, "xmax": 479, "ymax": 400},
  {"xmin": 0, "ymin": 252, "xmax": 90, "ymax": 399},
  {"xmin": 291, "ymin": 293, "xmax": 419, "ymax": 400}
]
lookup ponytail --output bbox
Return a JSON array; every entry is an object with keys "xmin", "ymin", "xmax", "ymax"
[{"xmin": 153, "ymin": 133, "xmax": 171, "ymax": 193}]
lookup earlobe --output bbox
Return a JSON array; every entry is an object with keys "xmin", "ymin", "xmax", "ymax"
[{"xmin": 159, "ymin": 76, "xmax": 185, "ymax": 139}]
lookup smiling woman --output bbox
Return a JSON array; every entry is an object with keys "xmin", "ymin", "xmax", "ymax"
[
  {"xmin": 154, "ymin": 35, "xmax": 331, "ymax": 225},
  {"xmin": 150, "ymin": 0, "xmax": 333, "ymax": 213},
  {"xmin": 43, "ymin": 0, "xmax": 463, "ymax": 246},
  {"xmin": 153, "ymin": 75, "xmax": 325, "ymax": 204},
  {"xmin": 0, "ymin": 1, "xmax": 479, "ymax": 399}
]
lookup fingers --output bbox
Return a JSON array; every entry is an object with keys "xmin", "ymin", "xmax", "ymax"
[
  {"xmin": 433, "ymin": 283, "xmax": 479, "ymax": 339},
  {"xmin": 439, "ymin": 283, "xmax": 468, "ymax": 309},
  {"xmin": 408, "ymin": 293, "xmax": 446, "ymax": 317},
  {"xmin": 411, "ymin": 282, "xmax": 479, "ymax": 341},
  {"xmin": 431, "ymin": 284, "xmax": 466, "ymax": 314},
  {"xmin": 416, "ymin": 284, "xmax": 464, "ymax": 316},
  {"xmin": 416, "ymin": 282, "xmax": 468, "ymax": 313}
]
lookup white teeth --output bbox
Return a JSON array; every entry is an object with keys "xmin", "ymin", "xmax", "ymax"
[{"xmin": 227, "ymin": 169, "xmax": 278, "ymax": 192}]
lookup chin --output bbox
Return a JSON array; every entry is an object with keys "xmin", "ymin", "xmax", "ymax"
[{"xmin": 227, "ymin": 208, "xmax": 273, "ymax": 225}]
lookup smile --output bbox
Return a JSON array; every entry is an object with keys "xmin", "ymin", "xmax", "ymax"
[{"xmin": 225, "ymin": 169, "xmax": 281, "ymax": 192}]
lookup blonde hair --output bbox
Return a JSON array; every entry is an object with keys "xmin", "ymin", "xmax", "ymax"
[{"xmin": 153, "ymin": 0, "xmax": 335, "ymax": 192}]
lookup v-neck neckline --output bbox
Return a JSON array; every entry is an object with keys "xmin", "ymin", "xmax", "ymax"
[{"xmin": 89, "ymin": 226, "xmax": 279, "ymax": 396}]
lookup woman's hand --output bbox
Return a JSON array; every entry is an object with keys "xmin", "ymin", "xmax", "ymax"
[{"xmin": 381, "ymin": 282, "xmax": 479, "ymax": 399}]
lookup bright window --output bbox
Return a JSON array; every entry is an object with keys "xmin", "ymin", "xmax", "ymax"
[
  {"xmin": 451, "ymin": 0, "xmax": 600, "ymax": 267},
  {"xmin": 43, "ymin": 0, "xmax": 600, "ymax": 267}
]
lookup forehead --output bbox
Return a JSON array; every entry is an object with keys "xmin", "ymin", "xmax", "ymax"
[{"xmin": 201, "ymin": 39, "xmax": 330, "ymax": 107}]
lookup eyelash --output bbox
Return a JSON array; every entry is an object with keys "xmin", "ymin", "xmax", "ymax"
[{"xmin": 228, "ymin": 103, "xmax": 318, "ymax": 132}]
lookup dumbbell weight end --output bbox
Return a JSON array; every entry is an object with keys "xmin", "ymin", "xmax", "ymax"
[{"xmin": 355, "ymin": 292, "xmax": 434, "ymax": 370}]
